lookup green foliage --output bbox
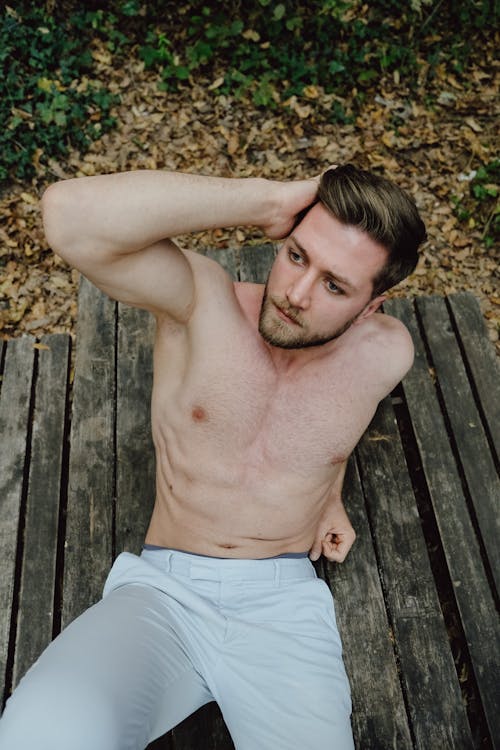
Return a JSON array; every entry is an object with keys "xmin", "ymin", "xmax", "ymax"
[
  {"xmin": 471, "ymin": 163, "xmax": 499, "ymax": 202},
  {"xmin": 135, "ymin": 0, "xmax": 496, "ymax": 109},
  {"xmin": 1, "ymin": 0, "xmax": 496, "ymax": 186},
  {"xmin": 452, "ymin": 160, "xmax": 499, "ymax": 249},
  {"xmin": 0, "ymin": 5, "xmax": 121, "ymax": 187}
]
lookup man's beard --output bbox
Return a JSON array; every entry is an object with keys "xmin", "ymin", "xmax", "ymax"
[{"xmin": 258, "ymin": 285, "xmax": 358, "ymax": 350}]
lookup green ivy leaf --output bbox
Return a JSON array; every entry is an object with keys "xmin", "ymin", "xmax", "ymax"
[
  {"xmin": 54, "ymin": 109, "xmax": 67, "ymax": 127},
  {"xmin": 274, "ymin": 4, "xmax": 286, "ymax": 21},
  {"xmin": 175, "ymin": 66, "xmax": 190, "ymax": 80}
]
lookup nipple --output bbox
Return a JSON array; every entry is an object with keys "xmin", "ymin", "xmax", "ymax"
[{"xmin": 191, "ymin": 405, "xmax": 207, "ymax": 422}]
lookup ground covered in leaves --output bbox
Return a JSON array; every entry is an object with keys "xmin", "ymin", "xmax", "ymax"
[{"xmin": 1, "ymin": 36, "xmax": 498, "ymax": 352}]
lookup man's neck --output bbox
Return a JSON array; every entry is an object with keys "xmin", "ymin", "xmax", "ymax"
[
  {"xmin": 234, "ymin": 281, "xmax": 340, "ymax": 376},
  {"xmin": 263, "ymin": 337, "xmax": 340, "ymax": 375}
]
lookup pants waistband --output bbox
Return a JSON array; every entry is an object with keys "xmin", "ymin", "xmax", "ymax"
[
  {"xmin": 140, "ymin": 547, "xmax": 317, "ymax": 582},
  {"xmin": 143, "ymin": 544, "xmax": 308, "ymax": 560}
]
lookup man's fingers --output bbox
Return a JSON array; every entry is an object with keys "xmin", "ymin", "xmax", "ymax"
[
  {"xmin": 309, "ymin": 541, "xmax": 322, "ymax": 562},
  {"xmin": 322, "ymin": 540, "xmax": 347, "ymax": 563},
  {"xmin": 322, "ymin": 532, "xmax": 356, "ymax": 563}
]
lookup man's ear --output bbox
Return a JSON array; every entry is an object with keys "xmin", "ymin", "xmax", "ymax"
[{"xmin": 356, "ymin": 295, "xmax": 386, "ymax": 322}]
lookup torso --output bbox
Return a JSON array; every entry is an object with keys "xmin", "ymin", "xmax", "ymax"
[{"xmin": 145, "ymin": 257, "xmax": 407, "ymax": 558}]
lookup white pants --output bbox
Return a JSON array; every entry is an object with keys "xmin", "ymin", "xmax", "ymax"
[{"xmin": 0, "ymin": 548, "xmax": 353, "ymax": 749}]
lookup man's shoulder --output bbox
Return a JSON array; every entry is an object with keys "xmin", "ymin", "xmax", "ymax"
[
  {"xmin": 361, "ymin": 310, "xmax": 413, "ymax": 355},
  {"xmin": 365, "ymin": 310, "xmax": 413, "ymax": 345},
  {"xmin": 352, "ymin": 310, "xmax": 414, "ymax": 385}
]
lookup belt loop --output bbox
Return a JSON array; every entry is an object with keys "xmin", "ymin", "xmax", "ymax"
[
  {"xmin": 273, "ymin": 560, "xmax": 280, "ymax": 586},
  {"xmin": 164, "ymin": 550, "xmax": 173, "ymax": 574}
]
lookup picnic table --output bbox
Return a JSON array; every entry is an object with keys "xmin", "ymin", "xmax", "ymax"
[{"xmin": 1, "ymin": 243, "xmax": 499, "ymax": 749}]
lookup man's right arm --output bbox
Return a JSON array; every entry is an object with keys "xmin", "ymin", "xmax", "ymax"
[{"xmin": 42, "ymin": 170, "xmax": 318, "ymax": 320}]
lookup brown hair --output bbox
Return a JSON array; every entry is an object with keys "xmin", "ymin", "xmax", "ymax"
[{"xmin": 316, "ymin": 164, "xmax": 427, "ymax": 296}]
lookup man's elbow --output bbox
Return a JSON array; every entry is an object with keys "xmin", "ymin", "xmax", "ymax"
[
  {"xmin": 41, "ymin": 182, "xmax": 68, "ymax": 256},
  {"xmin": 41, "ymin": 180, "xmax": 85, "ymax": 262}
]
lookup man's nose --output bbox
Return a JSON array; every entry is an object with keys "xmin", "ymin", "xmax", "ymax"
[{"xmin": 286, "ymin": 273, "xmax": 313, "ymax": 309}]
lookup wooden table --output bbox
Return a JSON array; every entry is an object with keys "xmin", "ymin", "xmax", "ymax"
[{"xmin": 1, "ymin": 244, "xmax": 499, "ymax": 749}]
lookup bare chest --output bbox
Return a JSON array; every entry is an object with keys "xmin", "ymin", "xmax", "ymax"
[{"xmin": 153, "ymin": 332, "xmax": 374, "ymax": 470}]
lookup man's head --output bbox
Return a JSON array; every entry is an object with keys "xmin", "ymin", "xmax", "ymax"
[
  {"xmin": 316, "ymin": 164, "xmax": 426, "ymax": 297},
  {"xmin": 259, "ymin": 164, "xmax": 426, "ymax": 350}
]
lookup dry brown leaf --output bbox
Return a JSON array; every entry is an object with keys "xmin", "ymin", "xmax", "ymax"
[{"xmin": 464, "ymin": 117, "xmax": 483, "ymax": 133}]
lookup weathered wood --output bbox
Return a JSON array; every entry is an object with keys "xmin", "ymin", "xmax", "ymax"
[
  {"xmin": 356, "ymin": 396, "xmax": 473, "ymax": 749},
  {"xmin": 0, "ymin": 337, "xmax": 35, "ymax": 706},
  {"xmin": 155, "ymin": 698, "xmax": 232, "ymax": 748},
  {"xmin": 416, "ymin": 295, "xmax": 500, "ymax": 592},
  {"xmin": 13, "ymin": 334, "xmax": 70, "ymax": 688},
  {"xmin": 62, "ymin": 278, "xmax": 116, "ymax": 628},
  {"xmin": 447, "ymin": 292, "xmax": 500, "ymax": 464},
  {"xmin": 326, "ymin": 457, "xmax": 413, "ymax": 749},
  {"xmin": 148, "ymin": 731, "xmax": 174, "ymax": 749},
  {"xmin": 0, "ymin": 338, "xmax": 5, "ymax": 385},
  {"xmin": 386, "ymin": 297, "xmax": 500, "ymax": 745},
  {"xmin": 169, "ymin": 703, "xmax": 234, "ymax": 750},
  {"xmin": 201, "ymin": 247, "xmax": 239, "ymax": 280},
  {"xmin": 239, "ymin": 243, "xmax": 276, "ymax": 283},
  {"xmin": 116, "ymin": 304, "xmax": 156, "ymax": 554}
]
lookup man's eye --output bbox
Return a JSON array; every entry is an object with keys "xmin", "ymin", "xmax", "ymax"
[
  {"xmin": 325, "ymin": 279, "xmax": 342, "ymax": 294},
  {"xmin": 288, "ymin": 249, "xmax": 302, "ymax": 263}
]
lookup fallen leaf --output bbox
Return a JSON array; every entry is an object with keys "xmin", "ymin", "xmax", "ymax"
[
  {"xmin": 465, "ymin": 117, "xmax": 483, "ymax": 133},
  {"xmin": 20, "ymin": 192, "xmax": 37, "ymax": 204},
  {"xmin": 303, "ymin": 85, "xmax": 320, "ymax": 99}
]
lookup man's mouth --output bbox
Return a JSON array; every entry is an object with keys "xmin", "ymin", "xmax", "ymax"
[{"xmin": 275, "ymin": 303, "xmax": 301, "ymax": 326}]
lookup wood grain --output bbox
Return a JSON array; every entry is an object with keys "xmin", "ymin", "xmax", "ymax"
[
  {"xmin": 13, "ymin": 334, "xmax": 70, "ymax": 687},
  {"xmin": 386, "ymin": 296, "xmax": 500, "ymax": 746},
  {"xmin": 62, "ymin": 277, "xmax": 116, "ymax": 627},
  {"xmin": 0, "ymin": 337, "xmax": 35, "ymax": 706},
  {"xmin": 326, "ymin": 456, "xmax": 413, "ymax": 748},
  {"xmin": 115, "ymin": 303, "xmax": 156, "ymax": 554},
  {"xmin": 356, "ymin": 396, "xmax": 473, "ymax": 749}
]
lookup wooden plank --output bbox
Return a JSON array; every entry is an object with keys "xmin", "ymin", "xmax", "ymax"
[
  {"xmin": 239, "ymin": 244, "xmax": 276, "ymax": 283},
  {"xmin": 169, "ymin": 704, "xmax": 234, "ymax": 750},
  {"xmin": 115, "ymin": 304, "xmax": 156, "ymax": 554},
  {"xmin": 356, "ymin": 396, "xmax": 473, "ymax": 749},
  {"xmin": 147, "ymin": 731, "xmax": 174, "ymax": 749},
  {"xmin": 0, "ymin": 337, "xmax": 35, "ymax": 706},
  {"xmin": 325, "ymin": 457, "xmax": 413, "ymax": 748},
  {"xmin": 62, "ymin": 278, "xmax": 116, "ymax": 628},
  {"xmin": 201, "ymin": 248, "xmax": 239, "ymax": 280},
  {"xmin": 386, "ymin": 297, "xmax": 500, "ymax": 745},
  {"xmin": 13, "ymin": 334, "xmax": 70, "ymax": 688},
  {"xmin": 0, "ymin": 338, "xmax": 5, "ymax": 388},
  {"xmin": 416, "ymin": 295, "xmax": 500, "ymax": 592},
  {"xmin": 447, "ymin": 292, "xmax": 500, "ymax": 463}
]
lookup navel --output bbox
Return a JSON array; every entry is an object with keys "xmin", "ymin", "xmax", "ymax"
[{"xmin": 191, "ymin": 405, "xmax": 207, "ymax": 422}]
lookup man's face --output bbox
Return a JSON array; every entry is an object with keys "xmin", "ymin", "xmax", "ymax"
[{"xmin": 258, "ymin": 203, "xmax": 388, "ymax": 350}]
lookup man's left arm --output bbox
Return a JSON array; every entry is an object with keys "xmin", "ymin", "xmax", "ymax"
[{"xmin": 309, "ymin": 460, "xmax": 356, "ymax": 563}]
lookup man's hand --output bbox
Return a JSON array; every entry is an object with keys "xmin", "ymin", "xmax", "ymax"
[
  {"xmin": 262, "ymin": 176, "xmax": 320, "ymax": 240},
  {"xmin": 262, "ymin": 165, "xmax": 338, "ymax": 240},
  {"xmin": 309, "ymin": 500, "xmax": 356, "ymax": 563}
]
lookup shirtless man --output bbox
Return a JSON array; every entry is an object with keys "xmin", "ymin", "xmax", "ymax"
[{"xmin": 0, "ymin": 164, "xmax": 426, "ymax": 749}]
